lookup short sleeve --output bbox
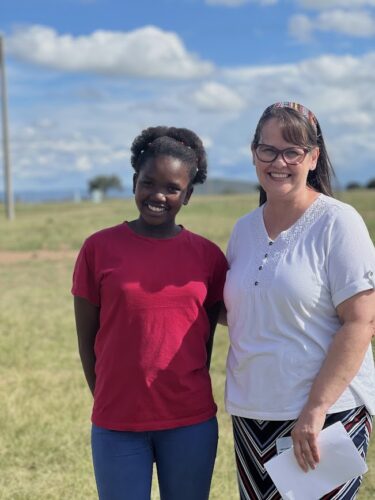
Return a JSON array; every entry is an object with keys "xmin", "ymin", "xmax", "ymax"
[
  {"xmin": 71, "ymin": 238, "xmax": 101, "ymax": 306},
  {"xmin": 205, "ymin": 245, "xmax": 228, "ymax": 307},
  {"xmin": 327, "ymin": 207, "xmax": 375, "ymax": 308}
]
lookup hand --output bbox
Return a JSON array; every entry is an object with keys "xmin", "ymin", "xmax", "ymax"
[{"xmin": 291, "ymin": 406, "xmax": 326, "ymax": 472}]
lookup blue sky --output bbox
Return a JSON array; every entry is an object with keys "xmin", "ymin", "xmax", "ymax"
[{"xmin": 1, "ymin": 0, "xmax": 375, "ymax": 194}]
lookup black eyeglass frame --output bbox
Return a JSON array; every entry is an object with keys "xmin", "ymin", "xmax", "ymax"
[{"xmin": 254, "ymin": 144, "xmax": 312, "ymax": 165}]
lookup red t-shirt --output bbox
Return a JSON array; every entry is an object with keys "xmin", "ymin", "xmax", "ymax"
[{"xmin": 72, "ymin": 223, "xmax": 228, "ymax": 431}]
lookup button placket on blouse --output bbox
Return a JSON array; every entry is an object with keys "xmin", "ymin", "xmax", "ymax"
[{"xmin": 254, "ymin": 241, "xmax": 273, "ymax": 286}]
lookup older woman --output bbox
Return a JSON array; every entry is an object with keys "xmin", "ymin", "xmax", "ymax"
[{"xmin": 224, "ymin": 102, "xmax": 375, "ymax": 499}]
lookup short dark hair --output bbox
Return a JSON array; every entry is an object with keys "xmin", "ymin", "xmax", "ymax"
[
  {"xmin": 252, "ymin": 106, "xmax": 335, "ymax": 205},
  {"xmin": 130, "ymin": 126, "xmax": 207, "ymax": 185}
]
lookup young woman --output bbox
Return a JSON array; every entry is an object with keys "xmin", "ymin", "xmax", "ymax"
[
  {"xmin": 72, "ymin": 126, "xmax": 227, "ymax": 500},
  {"xmin": 224, "ymin": 102, "xmax": 375, "ymax": 499}
]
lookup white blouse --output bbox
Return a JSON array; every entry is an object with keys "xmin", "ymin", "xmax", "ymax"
[{"xmin": 224, "ymin": 194, "xmax": 375, "ymax": 420}]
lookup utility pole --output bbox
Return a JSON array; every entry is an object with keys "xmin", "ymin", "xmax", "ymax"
[{"xmin": 0, "ymin": 34, "xmax": 15, "ymax": 220}]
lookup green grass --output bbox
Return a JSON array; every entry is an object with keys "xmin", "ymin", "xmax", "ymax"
[{"xmin": 0, "ymin": 191, "xmax": 374, "ymax": 499}]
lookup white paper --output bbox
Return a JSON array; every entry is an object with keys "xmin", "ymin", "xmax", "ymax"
[
  {"xmin": 276, "ymin": 436, "xmax": 293, "ymax": 455},
  {"xmin": 264, "ymin": 421, "xmax": 368, "ymax": 500}
]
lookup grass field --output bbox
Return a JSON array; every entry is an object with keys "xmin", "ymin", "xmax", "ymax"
[{"xmin": 0, "ymin": 191, "xmax": 374, "ymax": 499}]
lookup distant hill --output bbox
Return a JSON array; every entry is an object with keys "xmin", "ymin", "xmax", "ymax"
[{"xmin": 194, "ymin": 178, "xmax": 258, "ymax": 195}]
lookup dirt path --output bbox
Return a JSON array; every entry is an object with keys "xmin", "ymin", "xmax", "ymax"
[{"xmin": 0, "ymin": 249, "xmax": 78, "ymax": 264}]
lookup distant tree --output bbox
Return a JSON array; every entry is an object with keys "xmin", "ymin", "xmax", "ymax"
[
  {"xmin": 88, "ymin": 175, "xmax": 123, "ymax": 196},
  {"xmin": 366, "ymin": 178, "xmax": 375, "ymax": 189},
  {"xmin": 346, "ymin": 181, "xmax": 362, "ymax": 190}
]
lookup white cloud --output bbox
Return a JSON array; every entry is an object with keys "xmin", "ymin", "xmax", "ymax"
[
  {"xmin": 7, "ymin": 25, "xmax": 214, "ymax": 79},
  {"xmin": 10, "ymin": 121, "xmax": 132, "ymax": 183},
  {"xmin": 329, "ymin": 110, "xmax": 373, "ymax": 127},
  {"xmin": 224, "ymin": 52, "xmax": 375, "ymax": 97},
  {"xmin": 297, "ymin": 0, "xmax": 375, "ymax": 9},
  {"xmin": 6, "ymin": 47, "xmax": 375, "ymax": 189},
  {"xmin": 201, "ymin": 136, "xmax": 214, "ymax": 149},
  {"xmin": 206, "ymin": 0, "xmax": 277, "ymax": 5},
  {"xmin": 290, "ymin": 9, "xmax": 375, "ymax": 40},
  {"xmin": 192, "ymin": 82, "xmax": 246, "ymax": 112},
  {"xmin": 319, "ymin": 9, "xmax": 375, "ymax": 36},
  {"xmin": 221, "ymin": 51, "xmax": 375, "ymax": 183},
  {"xmin": 288, "ymin": 14, "xmax": 314, "ymax": 42},
  {"xmin": 75, "ymin": 156, "xmax": 92, "ymax": 172}
]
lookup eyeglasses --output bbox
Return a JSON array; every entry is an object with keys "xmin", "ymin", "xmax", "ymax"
[{"xmin": 254, "ymin": 144, "xmax": 310, "ymax": 165}]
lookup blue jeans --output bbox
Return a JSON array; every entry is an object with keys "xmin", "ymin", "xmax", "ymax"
[{"xmin": 91, "ymin": 417, "xmax": 218, "ymax": 500}]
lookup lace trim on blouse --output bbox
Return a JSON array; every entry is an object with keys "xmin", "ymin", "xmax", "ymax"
[{"xmin": 244, "ymin": 195, "xmax": 327, "ymax": 289}]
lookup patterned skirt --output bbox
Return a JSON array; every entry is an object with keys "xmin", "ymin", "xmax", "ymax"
[{"xmin": 232, "ymin": 406, "xmax": 372, "ymax": 500}]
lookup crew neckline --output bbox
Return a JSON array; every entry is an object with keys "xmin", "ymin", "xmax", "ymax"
[{"xmin": 123, "ymin": 221, "xmax": 186, "ymax": 242}]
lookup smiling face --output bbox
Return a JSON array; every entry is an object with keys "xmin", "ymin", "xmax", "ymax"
[
  {"xmin": 252, "ymin": 117, "xmax": 319, "ymax": 201},
  {"xmin": 133, "ymin": 155, "xmax": 193, "ymax": 235}
]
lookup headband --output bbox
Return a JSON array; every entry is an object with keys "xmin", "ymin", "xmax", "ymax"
[{"xmin": 267, "ymin": 101, "xmax": 318, "ymax": 128}]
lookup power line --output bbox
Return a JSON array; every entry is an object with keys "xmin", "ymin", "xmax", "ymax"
[{"xmin": 0, "ymin": 34, "xmax": 15, "ymax": 220}]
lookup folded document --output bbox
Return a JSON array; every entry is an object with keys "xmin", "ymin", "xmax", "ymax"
[{"xmin": 264, "ymin": 421, "xmax": 368, "ymax": 500}]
